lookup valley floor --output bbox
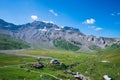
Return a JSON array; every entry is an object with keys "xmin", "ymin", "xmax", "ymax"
[{"xmin": 0, "ymin": 49, "xmax": 120, "ymax": 80}]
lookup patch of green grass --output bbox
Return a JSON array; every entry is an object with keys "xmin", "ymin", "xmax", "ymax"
[
  {"xmin": 0, "ymin": 68, "xmax": 40, "ymax": 80},
  {"xmin": 0, "ymin": 53, "xmax": 35, "ymax": 66},
  {"xmin": 105, "ymin": 43, "xmax": 120, "ymax": 51},
  {"xmin": 53, "ymin": 39, "xmax": 80, "ymax": 51},
  {"xmin": 0, "ymin": 34, "xmax": 30, "ymax": 50},
  {"xmin": 101, "ymin": 48, "xmax": 120, "ymax": 65}
]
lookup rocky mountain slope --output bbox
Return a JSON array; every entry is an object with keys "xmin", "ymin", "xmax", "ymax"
[
  {"xmin": 0, "ymin": 34, "xmax": 29, "ymax": 50},
  {"xmin": 0, "ymin": 19, "xmax": 120, "ymax": 51}
]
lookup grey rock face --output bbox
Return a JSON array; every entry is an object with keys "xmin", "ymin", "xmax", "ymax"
[{"xmin": 0, "ymin": 19, "xmax": 120, "ymax": 51}]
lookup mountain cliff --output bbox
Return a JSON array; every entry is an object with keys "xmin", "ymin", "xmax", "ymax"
[{"xmin": 0, "ymin": 19, "xmax": 120, "ymax": 51}]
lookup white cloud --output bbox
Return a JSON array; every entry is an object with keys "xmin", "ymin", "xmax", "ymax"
[
  {"xmin": 111, "ymin": 13, "xmax": 115, "ymax": 16},
  {"xmin": 111, "ymin": 12, "xmax": 120, "ymax": 16},
  {"xmin": 95, "ymin": 27, "xmax": 103, "ymax": 31},
  {"xmin": 49, "ymin": 9, "xmax": 58, "ymax": 16},
  {"xmin": 88, "ymin": 26, "xmax": 103, "ymax": 31},
  {"xmin": 117, "ymin": 13, "xmax": 120, "ymax": 15},
  {"xmin": 42, "ymin": 21, "xmax": 54, "ymax": 24},
  {"xmin": 83, "ymin": 18, "xmax": 95, "ymax": 24},
  {"xmin": 31, "ymin": 15, "xmax": 38, "ymax": 20}
]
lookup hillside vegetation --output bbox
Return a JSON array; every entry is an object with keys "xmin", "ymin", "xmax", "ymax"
[
  {"xmin": 0, "ymin": 34, "xmax": 30, "ymax": 50},
  {"xmin": 105, "ymin": 43, "xmax": 120, "ymax": 51},
  {"xmin": 53, "ymin": 39, "xmax": 80, "ymax": 51}
]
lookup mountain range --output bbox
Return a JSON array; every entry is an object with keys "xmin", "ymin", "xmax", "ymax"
[{"xmin": 0, "ymin": 19, "xmax": 120, "ymax": 51}]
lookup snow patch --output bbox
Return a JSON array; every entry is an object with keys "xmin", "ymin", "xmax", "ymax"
[
  {"xmin": 38, "ymin": 27, "xmax": 47, "ymax": 32},
  {"xmin": 54, "ymin": 28, "xmax": 61, "ymax": 31},
  {"xmin": 42, "ymin": 21, "xmax": 54, "ymax": 24}
]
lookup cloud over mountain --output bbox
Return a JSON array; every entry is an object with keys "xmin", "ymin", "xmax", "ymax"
[
  {"xmin": 31, "ymin": 15, "xmax": 38, "ymax": 20},
  {"xmin": 83, "ymin": 18, "xmax": 95, "ymax": 24},
  {"xmin": 49, "ymin": 9, "xmax": 58, "ymax": 16}
]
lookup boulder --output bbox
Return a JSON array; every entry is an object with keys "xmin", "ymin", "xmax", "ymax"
[
  {"xmin": 50, "ymin": 59, "xmax": 60, "ymax": 64},
  {"xmin": 33, "ymin": 63, "xmax": 44, "ymax": 69},
  {"xmin": 103, "ymin": 75, "xmax": 111, "ymax": 80},
  {"xmin": 63, "ymin": 70, "xmax": 76, "ymax": 75},
  {"xmin": 74, "ymin": 72, "xmax": 86, "ymax": 80},
  {"xmin": 60, "ymin": 63, "xmax": 67, "ymax": 69}
]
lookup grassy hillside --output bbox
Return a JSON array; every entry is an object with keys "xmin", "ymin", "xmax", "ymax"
[
  {"xmin": 96, "ymin": 48, "xmax": 120, "ymax": 79},
  {"xmin": 53, "ymin": 39, "xmax": 80, "ymax": 51},
  {"xmin": 0, "ymin": 34, "xmax": 30, "ymax": 50},
  {"xmin": 101, "ymin": 48, "xmax": 120, "ymax": 65},
  {"xmin": 105, "ymin": 43, "xmax": 120, "ymax": 51},
  {"xmin": 89, "ymin": 45, "xmax": 101, "ymax": 51}
]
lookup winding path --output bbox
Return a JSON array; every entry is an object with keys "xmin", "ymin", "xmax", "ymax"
[{"xmin": 0, "ymin": 50, "xmax": 54, "ymax": 59}]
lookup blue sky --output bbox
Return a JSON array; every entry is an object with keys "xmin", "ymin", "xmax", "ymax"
[{"xmin": 0, "ymin": 0, "xmax": 120, "ymax": 38}]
